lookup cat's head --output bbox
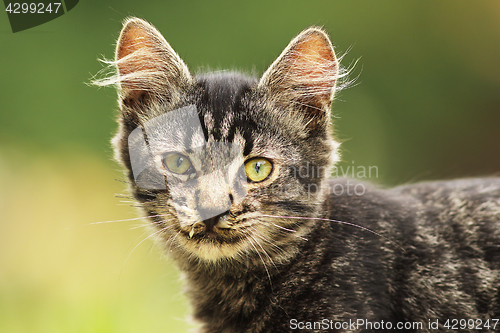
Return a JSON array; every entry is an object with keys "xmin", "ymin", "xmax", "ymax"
[{"xmin": 98, "ymin": 18, "xmax": 340, "ymax": 266}]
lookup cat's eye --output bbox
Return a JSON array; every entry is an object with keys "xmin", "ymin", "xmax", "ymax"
[
  {"xmin": 244, "ymin": 158, "xmax": 273, "ymax": 182},
  {"xmin": 163, "ymin": 153, "xmax": 193, "ymax": 174}
]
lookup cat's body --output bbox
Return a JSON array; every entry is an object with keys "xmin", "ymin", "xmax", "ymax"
[
  {"xmin": 184, "ymin": 178, "xmax": 500, "ymax": 333},
  {"xmin": 95, "ymin": 18, "xmax": 500, "ymax": 332}
]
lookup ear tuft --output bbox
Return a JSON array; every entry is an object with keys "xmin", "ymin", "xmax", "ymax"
[
  {"xmin": 259, "ymin": 27, "xmax": 338, "ymax": 129},
  {"xmin": 95, "ymin": 17, "xmax": 192, "ymax": 109}
]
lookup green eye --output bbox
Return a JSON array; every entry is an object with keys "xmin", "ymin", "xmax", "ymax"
[
  {"xmin": 163, "ymin": 153, "xmax": 192, "ymax": 174},
  {"xmin": 244, "ymin": 158, "xmax": 273, "ymax": 182}
]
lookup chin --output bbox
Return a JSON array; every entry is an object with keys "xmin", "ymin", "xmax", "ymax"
[{"xmin": 176, "ymin": 231, "xmax": 250, "ymax": 262}]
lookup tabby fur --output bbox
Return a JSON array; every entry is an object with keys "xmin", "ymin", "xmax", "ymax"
[{"xmin": 95, "ymin": 18, "xmax": 500, "ymax": 332}]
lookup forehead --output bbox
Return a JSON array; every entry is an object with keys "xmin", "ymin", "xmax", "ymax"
[
  {"xmin": 194, "ymin": 72, "xmax": 260, "ymax": 155},
  {"xmin": 142, "ymin": 71, "xmax": 301, "ymax": 158}
]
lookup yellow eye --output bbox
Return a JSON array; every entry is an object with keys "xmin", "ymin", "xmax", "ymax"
[
  {"xmin": 163, "ymin": 153, "xmax": 192, "ymax": 174},
  {"xmin": 244, "ymin": 158, "xmax": 273, "ymax": 182}
]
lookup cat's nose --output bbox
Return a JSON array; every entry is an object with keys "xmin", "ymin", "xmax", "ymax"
[
  {"xmin": 195, "ymin": 186, "xmax": 232, "ymax": 221},
  {"xmin": 197, "ymin": 204, "xmax": 230, "ymax": 222}
]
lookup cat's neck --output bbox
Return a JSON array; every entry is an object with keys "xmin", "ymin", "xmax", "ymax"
[{"xmin": 182, "ymin": 214, "xmax": 336, "ymax": 332}]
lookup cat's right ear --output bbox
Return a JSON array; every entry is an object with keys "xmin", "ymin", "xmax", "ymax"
[{"xmin": 113, "ymin": 17, "xmax": 193, "ymax": 109}]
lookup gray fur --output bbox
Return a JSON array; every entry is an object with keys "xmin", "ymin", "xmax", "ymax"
[{"xmin": 97, "ymin": 18, "xmax": 500, "ymax": 332}]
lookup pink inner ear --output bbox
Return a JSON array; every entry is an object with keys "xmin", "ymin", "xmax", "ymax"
[
  {"xmin": 257, "ymin": 28, "xmax": 339, "ymax": 130},
  {"xmin": 287, "ymin": 31, "xmax": 338, "ymax": 104},
  {"xmin": 114, "ymin": 21, "xmax": 173, "ymax": 103},
  {"xmin": 116, "ymin": 24, "xmax": 158, "ymax": 77}
]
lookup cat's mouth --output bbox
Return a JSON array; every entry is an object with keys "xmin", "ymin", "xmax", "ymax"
[
  {"xmin": 186, "ymin": 213, "xmax": 233, "ymax": 241},
  {"xmin": 177, "ymin": 212, "xmax": 258, "ymax": 261}
]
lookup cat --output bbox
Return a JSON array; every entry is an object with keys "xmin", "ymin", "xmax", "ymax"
[{"xmin": 95, "ymin": 17, "xmax": 500, "ymax": 332}]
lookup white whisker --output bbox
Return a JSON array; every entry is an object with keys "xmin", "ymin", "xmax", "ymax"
[
  {"xmin": 90, "ymin": 214, "xmax": 165, "ymax": 225},
  {"xmin": 249, "ymin": 231, "xmax": 277, "ymax": 272},
  {"xmin": 255, "ymin": 217, "xmax": 309, "ymax": 241},
  {"xmin": 260, "ymin": 214, "xmax": 403, "ymax": 251},
  {"xmin": 128, "ymin": 224, "xmax": 174, "ymax": 259},
  {"xmin": 250, "ymin": 226, "xmax": 284, "ymax": 257},
  {"xmin": 246, "ymin": 234, "xmax": 272, "ymax": 286}
]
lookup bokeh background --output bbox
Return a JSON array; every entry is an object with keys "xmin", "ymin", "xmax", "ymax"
[{"xmin": 1, "ymin": 1, "xmax": 499, "ymax": 332}]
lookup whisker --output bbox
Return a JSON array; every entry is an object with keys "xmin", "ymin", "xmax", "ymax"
[
  {"xmin": 129, "ymin": 223, "xmax": 150, "ymax": 230},
  {"xmin": 246, "ymin": 235, "xmax": 272, "ymax": 286},
  {"xmin": 255, "ymin": 218, "xmax": 309, "ymax": 241},
  {"xmin": 149, "ymin": 223, "xmax": 175, "ymax": 254},
  {"xmin": 167, "ymin": 230, "xmax": 182, "ymax": 254},
  {"xmin": 124, "ymin": 224, "xmax": 175, "ymax": 264},
  {"xmin": 260, "ymin": 214, "xmax": 404, "ymax": 251},
  {"xmin": 250, "ymin": 227, "xmax": 283, "ymax": 253},
  {"xmin": 115, "ymin": 194, "xmax": 134, "ymax": 199},
  {"xmin": 90, "ymin": 214, "xmax": 166, "ymax": 225},
  {"xmin": 249, "ymin": 232, "xmax": 277, "ymax": 269}
]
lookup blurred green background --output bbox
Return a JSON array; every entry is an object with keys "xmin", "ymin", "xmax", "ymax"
[{"xmin": 1, "ymin": 1, "xmax": 499, "ymax": 332}]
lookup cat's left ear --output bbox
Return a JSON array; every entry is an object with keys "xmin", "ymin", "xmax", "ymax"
[{"xmin": 258, "ymin": 27, "xmax": 338, "ymax": 130}]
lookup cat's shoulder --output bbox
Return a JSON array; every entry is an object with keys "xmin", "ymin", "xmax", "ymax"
[
  {"xmin": 326, "ymin": 177, "xmax": 500, "ymax": 202},
  {"xmin": 324, "ymin": 177, "xmax": 500, "ymax": 224},
  {"xmin": 390, "ymin": 177, "xmax": 500, "ymax": 201}
]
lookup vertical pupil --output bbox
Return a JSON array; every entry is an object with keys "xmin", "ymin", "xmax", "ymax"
[
  {"xmin": 255, "ymin": 162, "xmax": 262, "ymax": 173},
  {"xmin": 177, "ymin": 156, "xmax": 184, "ymax": 168}
]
